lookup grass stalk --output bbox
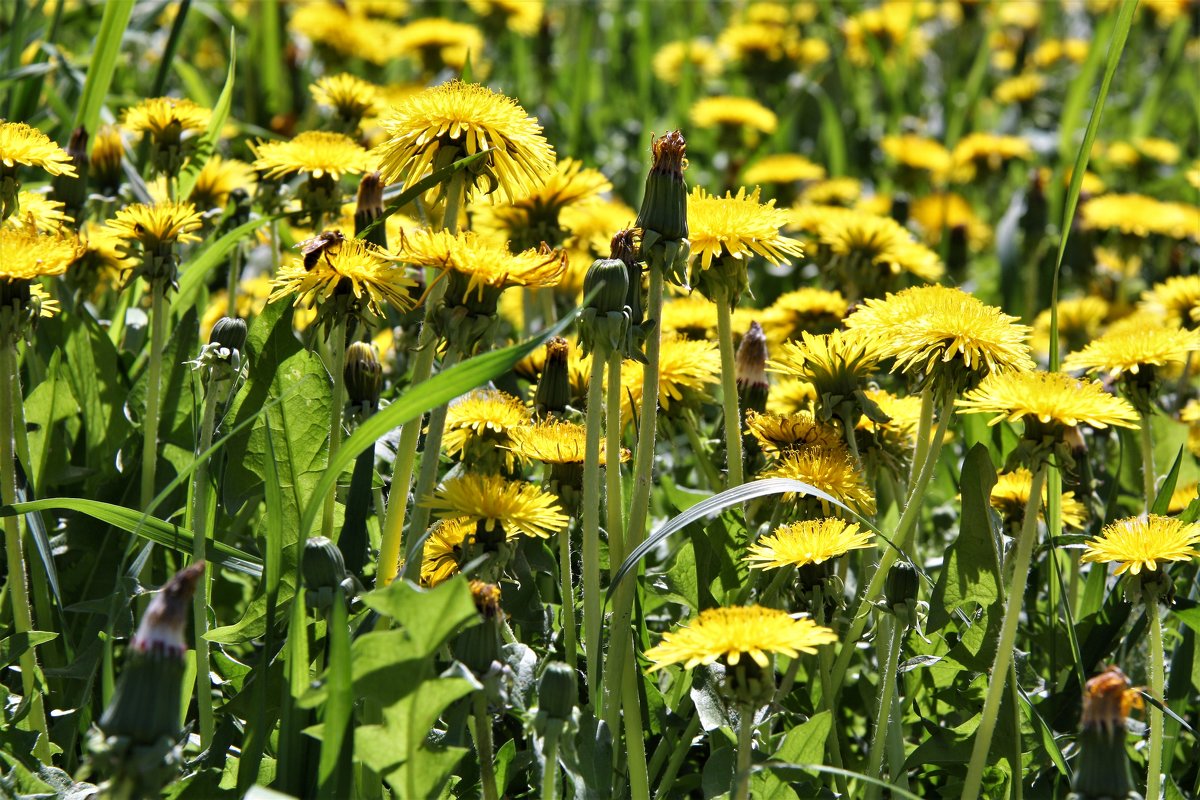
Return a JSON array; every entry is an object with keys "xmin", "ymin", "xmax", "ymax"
[
  {"xmin": 189, "ymin": 387, "xmax": 220, "ymax": 748},
  {"xmin": 0, "ymin": 337, "xmax": 51, "ymax": 761},
  {"xmin": 621, "ymin": 658, "xmax": 651, "ymax": 800},
  {"xmin": 140, "ymin": 282, "xmax": 167, "ymax": 508},
  {"xmin": 715, "ymin": 293, "xmax": 744, "ymax": 489},
  {"xmin": 582, "ymin": 349, "xmax": 607, "ymax": 698},
  {"xmin": 961, "ymin": 464, "xmax": 1047, "ymax": 800}
]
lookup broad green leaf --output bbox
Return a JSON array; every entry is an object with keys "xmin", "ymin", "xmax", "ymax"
[
  {"xmin": 754, "ymin": 711, "xmax": 832, "ymax": 800},
  {"xmin": 178, "ymin": 31, "xmax": 236, "ymax": 200},
  {"xmin": 317, "ymin": 594, "xmax": 352, "ymax": 798},
  {"xmin": 0, "ymin": 631, "xmax": 58, "ymax": 670},
  {"xmin": 24, "ymin": 351, "xmax": 79, "ymax": 492},
  {"xmin": 928, "ymin": 445, "xmax": 1000, "ymax": 631},
  {"xmin": 360, "ymin": 578, "xmax": 479, "ymax": 661}
]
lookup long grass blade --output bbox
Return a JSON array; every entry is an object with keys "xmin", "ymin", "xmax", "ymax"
[{"xmin": 73, "ymin": 0, "xmax": 133, "ymax": 137}]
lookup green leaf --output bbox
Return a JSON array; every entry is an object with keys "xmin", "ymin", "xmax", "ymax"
[
  {"xmin": 24, "ymin": 350, "xmax": 79, "ymax": 493},
  {"xmin": 754, "ymin": 711, "xmax": 832, "ymax": 800},
  {"xmin": 1152, "ymin": 446, "xmax": 1185, "ymax": 516},
  {"xmin": 928, "ymin": 444, "xmax": 1000, "ymax": 631},
  {"xmin": 178, "ymin": 30, "xmax": 236, "ymax": 201},
  {"xmin": 0, "ymin": 631, "xmax": 58, "ymax": 670},
  {"xmin": 761, "ymin": 763, "xmax": 926, "ymax": 800},
  {"xmin": 317, "ymin": 594, "xmax": 352, "ymax": 799},
  {"xmin": 73, "ymin": 0, "xmax": 133, "ymax": 136},
  {"xmin": 0, "ymin": 498, "xmax": 261, "ymax": 576},
  {"xmin": 360, "ymin": 578, "xmax": 479, "ymax": 662}
]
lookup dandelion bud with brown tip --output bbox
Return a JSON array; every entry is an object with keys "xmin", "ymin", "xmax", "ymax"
[
  {"xmin": 91, "ymin": 125, "xmax": 124, "ymax": 197},
  {"xmin": 1072, "ymin": 666, "xmax": 1139, "ymax": 800},
  {"xmin": 344, "ymin": 341, "xmax": 383, "ymax": 410},
  {"xmin": 52, "ymin": 126, "xmax": 89, "ymax": 222},
  {"xmin": 454, "ymin": 581, "xmax": 505, "ymax": 675},
  {"xmin": 355, "ymin": 171, "xmax": 387, "ymax": 249},
  {"xmin": 534, "ymin": 337, "xmax": 572, "ymax": 417}
]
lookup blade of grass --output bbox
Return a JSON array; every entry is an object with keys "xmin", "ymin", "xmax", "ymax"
[
  {"xmin": 178, "ymin": 29, "xmax": 236, "ymax": 201},
  {"xmin": 149, "ymin": 0, "xmax": 191, "ymax": 97},
  {"xmin": 73, "ymin": 0, "xmax": 133, "ymax": 137}
]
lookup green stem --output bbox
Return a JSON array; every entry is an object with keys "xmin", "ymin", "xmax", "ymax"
[
  {"xmin": 715, "ymin": 295, "xmax": 744, "ymax": 489},
  {"xmin": 816, "ymin": 601, "xmax": 849, "ymax": 798},
  {"xmin": 654, "ymin": 712, "xmax": 700, "ymax": 799},
  {"xmin": 473, "ymin": 691, "xmax": 499, "ymax": 800},
  {"xmin": 1147, "ymin": 598, "xmax": 1165, "ymax": 800},
  {"xmin": 606, "ymin": 350, "xmax": 626, "ymax": 569},
  {"xmin": 1139, "ymin": 413, "xmax": 1156, "ymax": 513},
  {"xmin": 621, "ymin": 658, "xmax": 651, "ymax": 800},
  {"xmin": 828, "ymin": 390, "xmax": 953, "ymax": 698},
  {"xmin": 321, "ymin": 318, "xmax": 347, "ymax": 539},
  {"xmin": 541, "ymin": 721, "xmax": 563, "ymax": 800},
  {"xmin": 866, "ymin": 613, "xmax": 905, "ymax": 798},
  {"xmin": 190, "ymin": 388, "xmax": 220, "ymax": 748},
  {"xmin": 679, "ymin": 411, "xmax": 722, "ymax": 492},
  {"xmin": 140, "ymin": 282, "xmax": 167, "ymax": 508},
  {"xmin": 404, "ymin": 346, "xmax": 461, "ymax": 571},
  {"xmin": 0, "ymin": 338, "xmax": 50, "ymax": 761},
  {"xmin": 962, "ymin": 464, "xmax": 1047, "ymax": 800},
  {"xmin": 733, "ymin": 702, "xmax": 754, "ymax": 800},
  {"xmin": 603, "ymin": 256, "xmax": 665, "ymax": 727},
  {"xmin": 558, "ymin": 524, "xmax": 578, "ymax": 672},
  {"xmin": 582, "ymin": 350, "xmax": 607, "ymax": 700}
]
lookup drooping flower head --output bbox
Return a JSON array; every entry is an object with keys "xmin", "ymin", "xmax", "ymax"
[
  {"xmin": 106, "ymin": 201, "xmax": 203, "ymax": 287},
  {"xmin": 269, "ymin": 234, "xmax": 416, "ymax": 335},
  {"xmin": 376, "ymin": 81, "xmax": 555, "ymax": 206},
  {"xmin": 759, "ymin": 442, "xmax": 876, "ymax": 516},
  {"xmin": 746, "ymin": 518, "xmax": 874, "ymax": 570},
  {"xmin": 1081, "ymin": 514, "xmax": 1200, "ymax": 579},
  {"xmin": 846, "ymin": 285, "xmax": 1034, "ymax": 395},
  {"xmin": 122, "ymin": 97, "xmax": 211, "ymax": 177},
  {"xmin": 0, "ymin": 121, "xmax": 77, "ymax": 219},
  {"xmin": 687, "ymin": 186, "xmax": 803, "ymax": 305}
]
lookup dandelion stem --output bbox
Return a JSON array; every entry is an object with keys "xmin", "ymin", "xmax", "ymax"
[
  {"xmin": 606, "ymin": 349, "xmax": 626, "ymax": 568},
  {"xmin": 403, "ymin": 346, "xmax": 460, "ymax": 572},
  {"xmin": 1147, "ymin": 592, "xmax": 1166, "ymax": 800},
  {"xmin": 558, "ymin": 524, "xmax": 578, "ymax": 673},
  {"xmin": 541, "ymin": 720, "xmax": 563, "ymax": 800},
  {"xmin": 733, "ymin": 702, "xmax": 754, "ymax": 800},
  {"xmin": 0, "ymin": 338, "xmax": 50, "ymax": 761},
  {"xmin": 472, "ymin": 691, "xmax": 499, "ymax": 800},
  {"xmin": 866, "ymin": 613, "xmax": 905, "ymax": 798},
  {"xmin": 715, "ymin": 294, "xmax": 744, "ymax": 489},
  {"xmin": 190, "ymin": 387, "xmax": 220, "ymax": 748},
  {"xmin": 582, "ymin": 349, "xmax": 607, "ymax": 698},
  {"xmin": 321, "ymin": 318, "xmax": 347, "ymax": 539},
  {"xmin": 828, "ymin": 389, "xmax": 954, "ymax": 699},
  {"xmin": 962, "ymin": 464, "xmax": 1047, "ymax": 800},
  {"xmin": 621, "ymin": 658, "xmax": 651, "ymax": 800},
  {"xmin": 1139, "ymin": 412, "xmax": 1157, "ymax": 513},
  {"xmin": 140, "ymin": 282, "xmax": 167, "ymax": 508}
]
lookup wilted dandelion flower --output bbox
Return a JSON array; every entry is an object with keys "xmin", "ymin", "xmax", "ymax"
[
  {"xmin": 690, "ymin": 96, "xmax": 778, "ymax": 136},
  {"xmin": 644, "ymin": 605, "xmax": 837, "ymax": 671},
  {"xmin": 744, "ymin": 409, "xmax": 843, "ymax": 455},
  {"xmin": 746, "ymin": 518, "xmax": 874, "ymax": 569},
  {"xmin": 1081, "ymin": 515, "xmax": 1200, "ymax": 576},
  {"xmin": 846, "ymin": 286, "xmax": 1034, "ymax": 393},
  {"xmin": 759, "ymin": 442, "xmax": 876, "ymax": 514},
  {"xmin": 0, "ymin": 121, "xmax": 77, "ymax": 219},
  {"xmin": 442, "ymin": 388, "xmax": 532, "ymax": 472},
  {"xmin": 377, "ymin": 81, "xmax": 555, "ymax": 205},
  {"xmin": 652, "ymin": 38, "xmax": 724, "ymax": 85},
  {"xmin": 424, "ymin": 472, "xmax": 570, "ymax": 540},
  {"xmin": 991, "ymin": 468, "xmax": 1087, "ymax": 529}
]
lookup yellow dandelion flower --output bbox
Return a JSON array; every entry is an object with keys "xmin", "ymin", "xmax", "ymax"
[
  {"xmin": 1062, "ymin": 326, "xmax": 1200, "ymax": 379},
  {"xmin": 106, "ymin": 201, "xmax": 203, "ymax": 251},
  {"xmin": 616, "ymin": 334, "xmax": 721, "ymax": 427},
  {"xmin": 746, "ymin": 518, "xmax": 874, "ymax": 569},
  {"xmin": 758, "ymin": 442, "xmax": 876, "ymax": 514},
  {"xmin": 251, "ymin": 131, "xmax": 371, "ymax": 181},
  {"xmin": 391, "ymin": 228, "xmax": 564, "ymax": 303},
  {"xmin": 993, "ymin": 73, "xmax": 1046, "ymax": 105},
  {"xmin": 471, "ymin": 157, "xmax": 611, "ymax": 248},
  {"xmin": 909, "ymin": 193, "xmax": 991, "ymax": 250},
  {"xmin": 687, "ymin": 186, "xmax": 804, "ymax": 271},
  {"xmin": 424, "ymin": 472, "xmax": 570, "ymax": 539},
  {"xmin": 719, "ymin": 23, "xmax": 793, "ymax": 65},
  {"xmin": 652, "ymin": 38, "xmax": 724, "ymax": 86},
  {"xmin": 1031, "ymin": 296, "xmax": 1110, "ymax": 356},
  {"xmin": 768, "ymin": 329, "xmax": 882, "ymax": 401},
  {"xmin": 856, "ymin": 387, "xmax": 923, "ymax": 448},
  {"xmin": 188, "ymin": 156, "xmax": 256, "ymax": 211},
  {"xmin": 121, "ymin": 96, "xmax": 210, "ymax": 138},
  {"xmin": 269, "ymin": 235, "xmax": 416, "ymax": 319},
  {"xmin": 310, "ymin": 73, "xmax": 381, "ymax": 123},
  {"xmin": 951, "ymin": 133, "xmax": 1033, "ymax": 179},
  {"xmin": 419, "ymin": 517, "xmax": 474, "ymax": 587},
  {"xmin": 990, "ymin": 468, "xmax": 1087, "ymax": 529},
  {"xmin": 661, "ymin": 294, "xmax": 721, "ymax": 339},
  {"xmin": 744, "ymin": 409, "xmax": 843, "ymax": 455},
  {"xmin": 1081, "ymin": 515, "xmax": 1200, "ymax": 576},
  {"xmin": 690, "ymin": 96, "xmax": 778, "ymax": 136},
  {"xmin": 0, "ymin": 225, "xmax": 80, "ymax": 281},
  {"xmin": 644, "ymin": 605, "xmax": 837, "ymax": 671},
  {"xmin": 1141, "ymin": 276, "xmax": 1200, "ymax": 330},
  {"xmin": 0, "ymin": 121, "xmax": 76, "ymax": 177},
  {"xmin": 843, "ymin": 5, "xmax": 930, "ymax": 66},
  {"xmin": 955, "ymin": 370, "xmax": 1139, "ymax": 429},
  {"xmin": 767, "ymin": 377, "xmax": 818, "ymax": 415},
  {"xmin": 466, "ymin": 0, "xmax": 543, "ymax": 36},
  {"xmin": 392, "ymin": 17, "xmax": 485, "ymax": 71},
  {"xmin": 377, "ymin": 81, "xmax": 555, "ymax": 205},
  {"xmin": 1031, "ymin": 38, "xmax": 1089, "ymax": 68},
  {"xmin": 506, "ymin": 419, "xmax": 630, "ymax": 465},
  {"xmin": 761, "ymin": 287, "xmax": 847, "ymax": 342},
  {"xmin": 790, "ymin": 37, "xmax": 831, "ymax": 66},
  {"xmin": 289, "ymin": 2, "xmax": 403, "ymax": 66},
  {"xmin": 817, "ymin": 211, "xmax": 944, "ymax": 283},
  {"xmin": 881, "ymin": 134, "xmax": 954, "ymax": 178},
  {"xmin": 442, "ymin": 388, "xmax": 532, "ymax": 471},
  {"xmin": 1132, "ymin": 137, "xmax": 1181, "ymax": 165},
  {"xmin": 1167, "ymin": 481, "xmax": 1199, "ymax": 514},
  {"xmin": 846, "ymin": 286, "xmax": 1034, "ymax": 387},
  {"xmin": 743, "ymin": 154, "xmax": 826, "ymax": 186},
  {"xmin": 4, "ymin": 192, "xmax": 71, "ymax": 233},
  {"xmin": 1082, "ymin": 194, "xmax": 1200, "ymax": 241},
  {"xmin": 800, "ymin": 178, "xmax": 861, "ymax": 207},
  {"xmin": 1186, "ymin": 160, "xmax": 1200, "ymax": 191}
]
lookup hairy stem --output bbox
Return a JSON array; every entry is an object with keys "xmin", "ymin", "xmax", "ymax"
[
  {"xmin": 715, "ymin": 294, "xmax": 744, "ymax": 488},
  {"xmin": 733, "ymin": 702, "xmax": 754, "ymax": 800},
  {"xmin": 866, "ymin": 613, "xmax": 905, "ymax": 798},
  {"xmin": 190, "ymin": 388, "xmax": 220, "ymax": 747},
  {"xmin": 473, "ymin": 691, "xmax": 499, "ymax": 800},
  {"xmin": 140, "ymin": 282, "xmax": 167, "ymax": 508},
  {"xmin": 1147, "ymin": 597, "xmax": 1165, "ymax": 800},
  {"xmin": 582, "ymin": 351, "xmax": 607, "ymax": 699},
  {"xmin": 321, "ymin": 318, "xmax": 347, "ymax": 539}
]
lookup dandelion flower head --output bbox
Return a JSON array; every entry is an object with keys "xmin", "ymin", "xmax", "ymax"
[
  {"xmin": 746, "ymin": 518, "xmax": 874, "ymax": 569},
  {"xmin": 1081, "ymin": 515, "xmax": 1200, "ymax": 576},
  {"xmin": 644, "ymin": 605, "xmax": 837, "ymax": 671}
]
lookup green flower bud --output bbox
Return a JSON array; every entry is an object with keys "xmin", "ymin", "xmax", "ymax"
[
  {"xmin": 344, "ymin": 341, "xmax": 383, "ymax": 409},
  {"xmin": 583, "ymin": 257, "xmax": 630, "ymax": 317},
  {"xmin": 635, "ymin": 131, "xmax": 688, "ymax": 242},
  {"xmin": 537, "ymin": 661, "xmax": 577, "ymax": 722},
  {"xmin": 209, "ymin": 316, "xmax": 247, "ymax": 352},
  {"xmin": 533, "ymin": 337, "xmax": 572, "ymax": 417},
  {"xmin": 885, "ymin": 562, "xmax": 919, "ymax": 616},
  {"xmin": 355, "ymin": 171, "xmax": 387, "ymax": 249},
  {"xmin": 52, "ymin": 126, "xmax": 89, "ymax": 222},
  {"xmin": 302, "ymin": 536, "xmax": 349, "ymax": 592}
]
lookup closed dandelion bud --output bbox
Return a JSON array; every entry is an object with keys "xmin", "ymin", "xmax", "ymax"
[
  {"xmin": 613, "ymin": 228, "xmax": 646, "ymax": 328},
  {"xmin": 580, "ymin": 256, "xmax": 632, "ymax": 356},
  {"xmin": 303, "ymin": 536, "xmax": 349, "ymax": 591},
  {"xmin": 99, "ymin": 563, "xmax": 204, "ymax": 744},
  {"xmin": 91, "ymin": 125, "xmax": 124, "ymax": 197},
  {"xmin": 344, "ymin": 341, "xmax": 382, "ymax": 409},
  {"xmin": 534, "ymin": 337, "xmax": 572, "ymax": 417},
  {"xmin": 454, "ymin": 581, "xmax": 505, "ymax": 675},
  {"xmin": 1071, "ymin": 666, "xmax": 1139, "ymax": 800},
  {"xmin": 355, "ymin": 171, "xmax": 387, "ymax": 250},
  {"xmin": 885, "ymin": 561, "xmax": 919, "ymax": 618},
  {"xmin": 52, "ymin": 126, "xmax": 89, "ymax": 222},
  {"xmin": 736, "ymin": 322, "xmax": 769, "ymax": 413},
  {"xmin": 209, "ymin": 315, "xmax": 247, "ymax": 353},
  {"xmin": 636, "ymin": 130, "xmax": 689, "ymax": 243},
  {"xmin": 537, "ymin": 661, "xmax": 577, "ymax": 722}
]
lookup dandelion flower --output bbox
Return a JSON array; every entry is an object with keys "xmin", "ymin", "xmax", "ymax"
[
  {"xmin": 652, "ymin": 39, "xmax": 723, "ymax": 85},
  {"xmin": 767, "ymin": 377, "xmax": 818, "ymax": 415},
  {"xmin": 442, "ymin": 388, "xmax": 532, "ymax": 471},
  {"xmin": 471, "ymin": 157, "xmax": 611, "ymax": 250},
  {"xmin": 816, "ymin": 209, "xmax": 944, "ymax": 285},
  {"xmin": 251, "ymin": 131, "xmax": 372, "ymax": 181},
  {"xmin": 1062, "ymin": 326, "xmax": 1200, "ymax": 379},
  {"xmin": 644, "ymin": 605, "xmax": 837, "ymax": 671},
  {"xmin": 1081, "ymin": 194, "xmax": 1200, "ymax": 241},
  {"xmin": 0, "ymin": 121, "xmax": 76, "ymax": 177},
  {"xmin": 881, "ymin": 134, "xmax": 954, "ymax": 179},
  {"xmin": 616, "ymin": 334, "xmax": 721, "ymax": 426},
  {"xmin": 269, "ymin": 235, "xmax": 416, "ymax": 322},
  {"xmin": 310, "ymin": 73, "xmax": 381, "ymax": 126},
  {"xmin": 121, "ymin": 97, "xmax": 210, "ymax": 138},
  {"xmin": 993, "ymin": 73, "xmax": 1046, "ymax": 105},
  {"xmin": 690, "ymin": 96, "xmax": 778, "ymax": 136},
  {"xmin": 800, "ymin": 178, "xmax": 861, "ymax": 206},
  {"xmin": 187, "ymin": 156, "xmax": 256, "ymax": 211},
  {"xmin": 507, "ymin": 419, "xmax": 630, "ymax": 466},
  {"xmin": 0, "ymin": 226, "xmax": 80, "ymax": 282},
  {"xmin": 951, "ymin": 133, "xmax": 1032, "ymax": 179},
  {"xmin": 991, "ymin": 468, "xmax": 1087, "ymax": 529},
  {"xmin": 376, "ymin": 81, "xmax": 555, "ymax": 204},
  {"xmin": 424, "ymin": 472, "xmax": 570, "ymax": 540},
  {"xmin": 466, "ymin": 0, "xmax": 543, "ymax": 36},
  {"xmin": 3, "ymin": 192, "xmax": 71, "ymax": 233},
  {"xmin": 744, "ymin": 409, "xmax": 843, "ymax": 456},
  {"xmin": 743, "ymin": 154, "xmax": 826, "ymax": 186},
  {"xmin": 392, "ymin": 18, "xmax": 485, "ymax": 72},
  {"xmin": 746, "ymin": 518, "xmax": 874, "ymax": 569},
  {"xmin": 687, "ymin": 186, "xmax": 804, "ymax": 271},
  {"xmin": 1031, "ymin": 296, "xmax": 1110, "ymax": 356},
  {"xmin": 1081, "ymin": 515, "xmax": 1200, "ymax": 576},
  {"xmin": 419, "ymin": 517, "xmax": 474, "ymax": 587},
  {"xmin": 1140, "ymin": 276, "xmax": 1200, "ymax": 330},
  {"xmin": 759, "ymin": 442, "xmax": 876, "ymax": 514},
  {"xmin": 956, "ymin": 370, "xmax": 1139, "ymax": 430},
  {"xmin": 909, "ymin": 193, "xmax": 991, "ymax": 250},
  {"xmin": 106, "ymin": 201, "xmax": 203, "ymax": 253},
  {"xmin": 769, "ymin": 329, "xmax": 882, "ymax": 404}
]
